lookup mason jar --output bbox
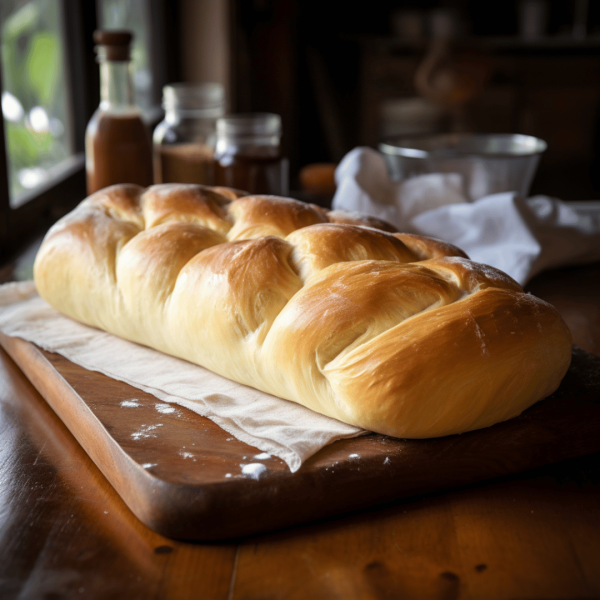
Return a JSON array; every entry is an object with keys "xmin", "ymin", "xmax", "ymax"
[
  {"xmin": 153, "ymin": 83, "xmax": 225, "ymax": 185},
  {"xmin": 213, "ymin": 113, "xmax": 288, "ymax": 195}
]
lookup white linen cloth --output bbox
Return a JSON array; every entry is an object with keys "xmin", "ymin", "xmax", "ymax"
[
  {"xmin": 333, "ymin": 147, "xmax": 600, "ymax": 285},
  {"xmin": 0, "ymin": 281, "xmax": 364, "ymax": 473}
]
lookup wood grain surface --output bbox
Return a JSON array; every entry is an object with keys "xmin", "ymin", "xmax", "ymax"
[
  {"xmin": 1, "ymin": 342, "xmax": 599, "ymax": 599},
  {"xmin": 1, "ymin": 330, "xmax": 600, "ymax": 542},
  {"xmin": 0, "ymin": 345, "xmax": 236, "ymax": 600}
]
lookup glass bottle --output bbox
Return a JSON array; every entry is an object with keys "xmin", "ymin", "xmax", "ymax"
[
  {"xmin": 153, "ymin": 83, "xmax": 225, "ymax": 185},
  {"xmin": 85, "ymin": 30, "xmax": 153, "ymax": 195},
  {"xmin": 214, "ymin": 113, "xmax": 288, "ymax": 195}
]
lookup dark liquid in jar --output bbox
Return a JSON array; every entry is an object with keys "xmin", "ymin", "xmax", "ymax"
[
  {"xmin": 85, "ymin": 112, "xmax": 153, "ymax": 194},
  {"xmin": 214, "ymin": 146, "xmax": 288, "ymax": 195},
  {"xmin": 155, "ymin": 143, "xmax": 215, "ymax": 185}
]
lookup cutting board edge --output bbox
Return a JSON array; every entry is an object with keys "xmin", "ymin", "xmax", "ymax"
[
  {"xmin": 3, "ymin": 333, "xmax": 600, "ymax": 541},
  {"xmin": 0, "ymin": 332, "xmax": 217, "ymax": 533}
]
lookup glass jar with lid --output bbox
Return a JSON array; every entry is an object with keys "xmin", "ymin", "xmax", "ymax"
[
  {"xmin": 153, "ymin": 83, "xmax": 225, "ymax": 185},
  {"xmin": 213, "ymin": 113, "xmax": 288, "ymax": 195}
]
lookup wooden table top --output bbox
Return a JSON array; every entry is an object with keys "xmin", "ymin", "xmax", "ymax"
[{"xmin": 0, "ymin": 257, "xmax": 599, "ymax": 599}]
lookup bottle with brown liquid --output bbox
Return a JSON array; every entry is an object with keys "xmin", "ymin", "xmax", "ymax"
[
  {"xmin": 153, "ymin": 83, "xmax": 225, "ymax": 185},
  {"xmin": 214, "ymin": 113, "xmax": 288, "ymax": 195},
  {"xmin": 85, "ymin": 30, "xmax": 153, "ymax": 194}
]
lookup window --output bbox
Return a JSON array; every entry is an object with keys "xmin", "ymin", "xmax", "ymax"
[
  {"xmin": 1, "ymin": 0, "xmax": 75, "ymax": 207},
  {"xmin": 0, "ymin": 0, "xmax": 174, "ymax": 262}
]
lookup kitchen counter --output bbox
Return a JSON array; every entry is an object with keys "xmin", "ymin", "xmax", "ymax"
[{"xmin": 0, "ymin": 248, "xmax": 599, "ymax": 599}]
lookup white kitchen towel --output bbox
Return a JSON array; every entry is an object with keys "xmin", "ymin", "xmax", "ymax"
[
  {"xmin": 333, "ymin": 147, "xmax": 600, "ymax": 285},
  {"xmin": 0, "ymin": 281, "xmax": 364, "ymax": 473}
]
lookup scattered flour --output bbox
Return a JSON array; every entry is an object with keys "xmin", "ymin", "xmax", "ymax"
[
  {"xmin": 155, "ymin": 403, "xmax": 178, "ymax": 415},
  {"xmin": 131, "ymin": 424, "xmax": 163, "ymax": 440},
  {"xmin": 120, "ymin": 399, "xmax": 140, "ymax": 407},
  {"xmin": 241, "ymin": 463, "xmax": 267, "ymax": 480},
  {"xmin": 254, "ymin": 453, "xmax": 271, "ymax": 460}
]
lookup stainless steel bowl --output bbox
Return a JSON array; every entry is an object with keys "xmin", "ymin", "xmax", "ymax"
[{"xmin": 378, "ymin": 133, "xmax": 547, "ymax": 201}]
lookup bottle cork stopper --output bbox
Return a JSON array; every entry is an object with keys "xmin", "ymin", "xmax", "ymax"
[{"xmin": 93, "ymin": 30, "xmax": 133, "ymax": 61}]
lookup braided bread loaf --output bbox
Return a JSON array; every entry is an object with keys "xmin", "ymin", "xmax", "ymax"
[{"xmin": 33, "ymin": 183, "xmax": 572, "ymax": 438}]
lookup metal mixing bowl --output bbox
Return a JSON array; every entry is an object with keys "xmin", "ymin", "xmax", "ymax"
[{"xmin": 378, "ymin": 133, "xmax": 547, "ymax": 201}]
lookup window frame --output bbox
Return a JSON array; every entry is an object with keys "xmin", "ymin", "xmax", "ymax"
[{"xmin": 0, "ymin": 0, "xmax": 176, "ymax": 263}]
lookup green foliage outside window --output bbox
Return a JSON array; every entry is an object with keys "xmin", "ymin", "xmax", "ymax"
[{"xmin": 1, "ymin": 0, "xmax": 71, "ymax": 205}]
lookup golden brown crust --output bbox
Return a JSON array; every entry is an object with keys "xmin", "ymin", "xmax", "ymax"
[
  {"xmin": 323, "ymin": 286, "xmax": 571, "ymax": 437},
  {"xmin": 209, "ymin": 185, "xmax": 248, "ymax": 201},
  {"xmin": 140, "ymin": 184, "xmax": 233, "ymax": 233},
  {"xmin": 393, "ymin": 232, "xmax": 469, "ymax": 261},
  {"xmin": 227, "ymin": 195, "xmax": 328, "ymax": 240},
  {"xmin": 326, "ymin": 209, "xmax": 398, "ymax": 233},
  {"xmin": 33, "ymin": 184, "xmax": 572, "ymax": 439},
  {"xmin": 287, "ymin": 224, "xmax": 418, "ymax": 282}
]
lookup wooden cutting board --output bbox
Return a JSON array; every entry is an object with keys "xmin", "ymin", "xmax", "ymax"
[{"xmin": 2, "ymin": 331, "xmax": 600, "ymax": 541}]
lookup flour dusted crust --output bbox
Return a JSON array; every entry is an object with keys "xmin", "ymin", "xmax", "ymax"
[{"xmin": 33, "ymin": 183, "xmax": 572, "ymax": 438}]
